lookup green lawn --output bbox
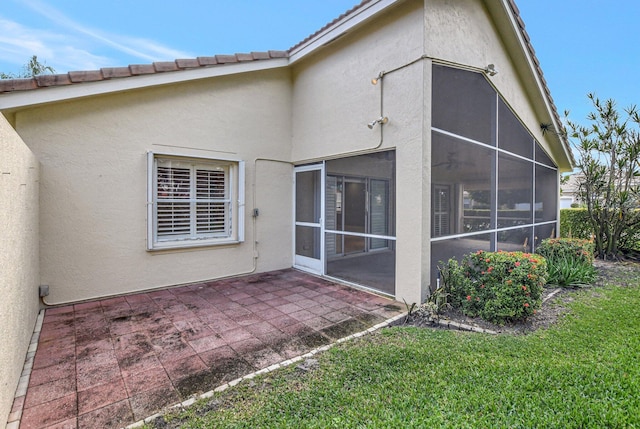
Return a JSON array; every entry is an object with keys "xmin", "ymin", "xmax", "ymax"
[{"xmin": 153, "ymin": 270, "xmax": 640, "ymax": 428}]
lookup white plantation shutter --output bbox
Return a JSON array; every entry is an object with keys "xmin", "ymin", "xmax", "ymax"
[
  {"xmin": 151, "ymin": 156, "xmax": 233, "ymax": 246},
  {"xmin": 195, "ymin": 167, "xmax": 228, "ymax": 235},
  {"xmin": 157, "ymin": 164, "xmax": 191, "ymax": 238},
  {"xmin": 433, "ymin": 185, "xmax": 450, "ymax": 237},
  {"xmin": 369, "ymin": 179, "xmax": 388, "ymax": 249},
  {"xmin": 325, "ymin": 176, "xmax": 337, "ymax": 256}
]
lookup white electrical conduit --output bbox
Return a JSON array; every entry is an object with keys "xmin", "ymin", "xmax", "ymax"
[{"xmin": 41, "ymin": 55, "xmax": 494, "ymax": 307}]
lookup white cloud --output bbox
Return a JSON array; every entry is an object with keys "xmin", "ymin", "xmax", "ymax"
[
  {"xmin": 0, "ymin": 0, "xmax": 193, "ymax": 74},
  {"xmin": 0, "ymin": 18, "xmax": 111, "ymax": 72},
  {"xmin": 0, "ymin": 18, "xmax": 54, "ymax": 63},
  {"xmin": 20, "ymin": 0, "xmax": 192, "ymax": 62}
]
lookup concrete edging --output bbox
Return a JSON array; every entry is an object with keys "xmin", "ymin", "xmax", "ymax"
[
  {"xmin": 123, "ymin": 312, "xmax": 408, "ymax": 428},
  {"xmin": 6, "ymin": 309, "xmax": 45, "ymax": 429}
]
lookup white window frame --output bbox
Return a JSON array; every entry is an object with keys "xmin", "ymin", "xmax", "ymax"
[{"xmin": 147, "ymin": 152, "xmax": 244, "ymax": 250}]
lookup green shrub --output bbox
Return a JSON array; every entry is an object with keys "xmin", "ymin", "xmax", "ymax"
[
  {"xmin": 560, "ymin": 208, "xmax": 640, "ymax": 252},
  {"xmin": 441, "ymin": 250, "xmax": 547, "ymax": 325},
  {"xmin": 560, "ymin": 208, "xmax": 592, "ymax": 239},
  {"xmin": 619, "ymin": 210, "xmax": 640, "ymax": 252},
  {"xmin": 544, "ymin": 256, "xmax": 598, "ymax": 287},
  {"xmin": 536, "ymin": 238, "xmax": 597, "ymax": 287},
  {"xmin": 537, "ymin": 238, "xmax": 595, "ymax": 264}
]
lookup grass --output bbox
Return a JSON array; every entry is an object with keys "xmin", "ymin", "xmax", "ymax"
[{"xmin": 150, "ymin": 271, "xmax": 640, "ymax": 428}]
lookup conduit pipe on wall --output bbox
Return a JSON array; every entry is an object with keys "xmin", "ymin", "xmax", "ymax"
[
  {"xmin": 296, "ymin": 64, "xmax": 389, "ymax": 164},
  {"xmin": 295, "ymin": 55, "xmax": 497, "ymax": 165},
  {"xmin": 40, "ymin": 56, "xmax": 498, "ymax": 307},
  {"xmin": 40, "ymin": 156, "xmax": 293, "ymax": 308}
]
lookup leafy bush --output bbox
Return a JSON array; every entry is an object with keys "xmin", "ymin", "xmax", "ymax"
[
  {"xmin": 544, "ymin": 256, "xmax": 598, "ymax": 287},
  {"xmin": 536, "ymin": 238, "xmax": 597, "ymax": 287},
  {"xmin": 560, "ymin": 208, "xmax": 592, "ymax": 240},
  {"xmin": 617, "ymin": 210, "xmax": 640, "ymax": 252},
  {"xmin": 566, "ymin": 95, "xmax": 640, "ymax": 259},
  {"xmin": 441, "ymin": 250, "xmax": 547, "ymax": 325},
  {"xmin": 560, "ymin": 209, "xmax": 640, "ymax": 252},
  {"xmin": 537, "ymin": 238, "xmax": 595, "ymax": 264}
]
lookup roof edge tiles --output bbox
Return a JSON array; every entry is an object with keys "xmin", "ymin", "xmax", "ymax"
[
  {"xmin": 504, "ymin": 0, "xmax": 573, "ymax": 163},
  {"xmin": 0, "ymin": 0, "xmax": 568, "ymax": 162},
  {"xmin": 289, "ymin": 0, "xmax": 372, "ymax": 52},
  {"xmin": 0, "ymin": 50, "xmax": 288, "ymax": 93},
  {"xmin": 0, "ymin": 0, "xmax": 555, "ymax": 124}
]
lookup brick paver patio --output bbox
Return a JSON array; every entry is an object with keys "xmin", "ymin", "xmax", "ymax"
[{"xmin": 10, "ymin": 269, "xmax": 402, "ymax": 429}]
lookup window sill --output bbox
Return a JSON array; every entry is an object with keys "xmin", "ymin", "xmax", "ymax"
[{"xmin": 148, "ymin": 239, "xmax": 241, "ymax": 252}]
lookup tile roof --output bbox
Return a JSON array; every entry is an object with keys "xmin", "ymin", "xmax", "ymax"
[
  {"xmin": 0, "ymin": 0, "xmax": 550, "ymax": 102},
  {"xmin": 0, "ymin": 0, "xmax": 375, "ymax": 95},
  {"xmin": 289, "ymin": 0, "xmax": 372, "ymax": 52},
  {"xmin": 0, "ymin": 0, "xmax": 564, "ymax": 150},
  {"xmin": 0, "ymin": 51, "xmax": 288, "ymax": 93},
  {"xmin": 505, "ymin": 0, "xmax": 573, "ymax": 164},
  {"xmin": 506, "ymin": 0, "xmax": 559, "ymax": 124}
]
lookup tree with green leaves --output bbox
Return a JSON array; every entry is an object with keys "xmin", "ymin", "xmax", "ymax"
[
  {"xmin": 566, "ymin": 94, "xmax": 640, "ymax": 259},
  {"xmin": 0, "ymin": 55, "xmax": 55, "ymax": 79}
]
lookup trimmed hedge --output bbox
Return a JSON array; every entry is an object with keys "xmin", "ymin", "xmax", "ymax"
[
  {"xmin": 560, "ymin": 208, "xmax": 592, "ymax": 239},
  {"xmin": 560, "ymin": 208, "xmax": 640, "ymax": 251}
]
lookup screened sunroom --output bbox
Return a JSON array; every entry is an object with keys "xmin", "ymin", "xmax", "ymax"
[
  {"xmin": 430, "ymin": 65, "xmax": 558, "ymax": 288},
  {"xmin": 294, "ymin": 151, "xmax": 396, "ymax": 297}
]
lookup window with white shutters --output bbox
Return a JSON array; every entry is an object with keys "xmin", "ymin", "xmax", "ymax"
[{"xmin": 149, "ymin": 155, "xmax": 243, "ymax": 249}]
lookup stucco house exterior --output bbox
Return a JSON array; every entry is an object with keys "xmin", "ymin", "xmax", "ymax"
[{"xmin": 0, "ymin": 0, "xmax": 573, "ymax": 423}]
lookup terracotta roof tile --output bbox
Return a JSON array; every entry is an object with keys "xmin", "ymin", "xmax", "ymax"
[
  {"xmin": 0, "ymin": 2, "xmax": 369, "ymax": 95},
  {"xmin": 35, "ymin": 74, "xmax": 71, "ymax": 87},
  {"xmin": 236, "ymin": 53, "xmax": 254, "ymax": 62},
  {"xmin": 0, "ymin": 0, "xmax": 566, "ymax": 158},
  {"xmin": 153, "ymin": 61, "xmax": 179, "ymax": 72},
  {"xmin": 68, "ymin": 70, "xmax": 103, "ymax": 83},
  {"xmin": 0, "ymin": 78, "xmax": 38, "ymax": 92},
  {"xmin": 509, "ymin": 0, "xmax": 521, "ymax": 15},
  {"xmin": 196, "ymin": 56, "xmax": 218, "ymax": 66},
  {"xmin": 101, "ymin": 67, "xmax": 132, "ymax": 79},
  {"xmin": 176, "ymin": 58, "xmax": 201, "ymax": 68},
  {"xmin": 129, "ymin": 64, "xmax": 155, "ymax": 75},
  {"xmin": 290, "ymin": 0, "xmax": 372, "ymax": 52},
  {"xmin": 268, "ymin": 50, "xmax": 288, "ymax": 58},
  {"xmin": 251, "ymin": 51, "xmax": 271, "ymax": 60},
  {"xmin": 505, "ymin": 0, "xmax": 573, "ymax": 163},
  {"xmin": 214, "ymin": 54, "xmax": 238, "ymax": 64}
]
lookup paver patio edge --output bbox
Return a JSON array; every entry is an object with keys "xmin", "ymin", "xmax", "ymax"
[
  {"xmin": 6, "ymin": 309, "xmax": 45, "ymax": 429},
  {"xmin": 122, "ymin": 312, "xmax": 408, "ymax": 429}
]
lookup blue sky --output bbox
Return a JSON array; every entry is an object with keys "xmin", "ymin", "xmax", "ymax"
[{"xmin": 1, "ymin": 0, "xmax": 638, "ymax": 124}]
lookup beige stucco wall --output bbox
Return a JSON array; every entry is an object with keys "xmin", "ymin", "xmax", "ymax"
[
  {"xmin": 425, "ymin": 0, "xmax": 567, "ymax": 167},
  {"xmin": 0, "ymin": 113, "xmax": 40, "ymax": 426},
  {"xmin": 291, "ymin": 0, "xmax": 566, "ymax": 303},
  {"xmin": 291, "ymin": 0, "xmax": 429, "ymax": 303},
  {"xmin": 4, "ymin": 0, "xmax": 568, "ymax": 308},
  {"xmin": 14, "ymin": 68, "xmax": 293, "ymax": 304}
]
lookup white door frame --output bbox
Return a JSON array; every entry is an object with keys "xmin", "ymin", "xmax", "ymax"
[{"xmin": 293, "ymin": 163, "xmax": 325, "ymax": 274}]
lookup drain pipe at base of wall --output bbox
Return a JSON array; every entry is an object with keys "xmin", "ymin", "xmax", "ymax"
[
  {"xmin": 42, "ymin": 56, "xmax": 498, "ymax": 307},
  {"xmin": 38, "ymin": 76, "xmax": 394, "ymax": 308},
  {"xmin": 39, "ymin": 157, "xmax": 292, "ymax": 308}
]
